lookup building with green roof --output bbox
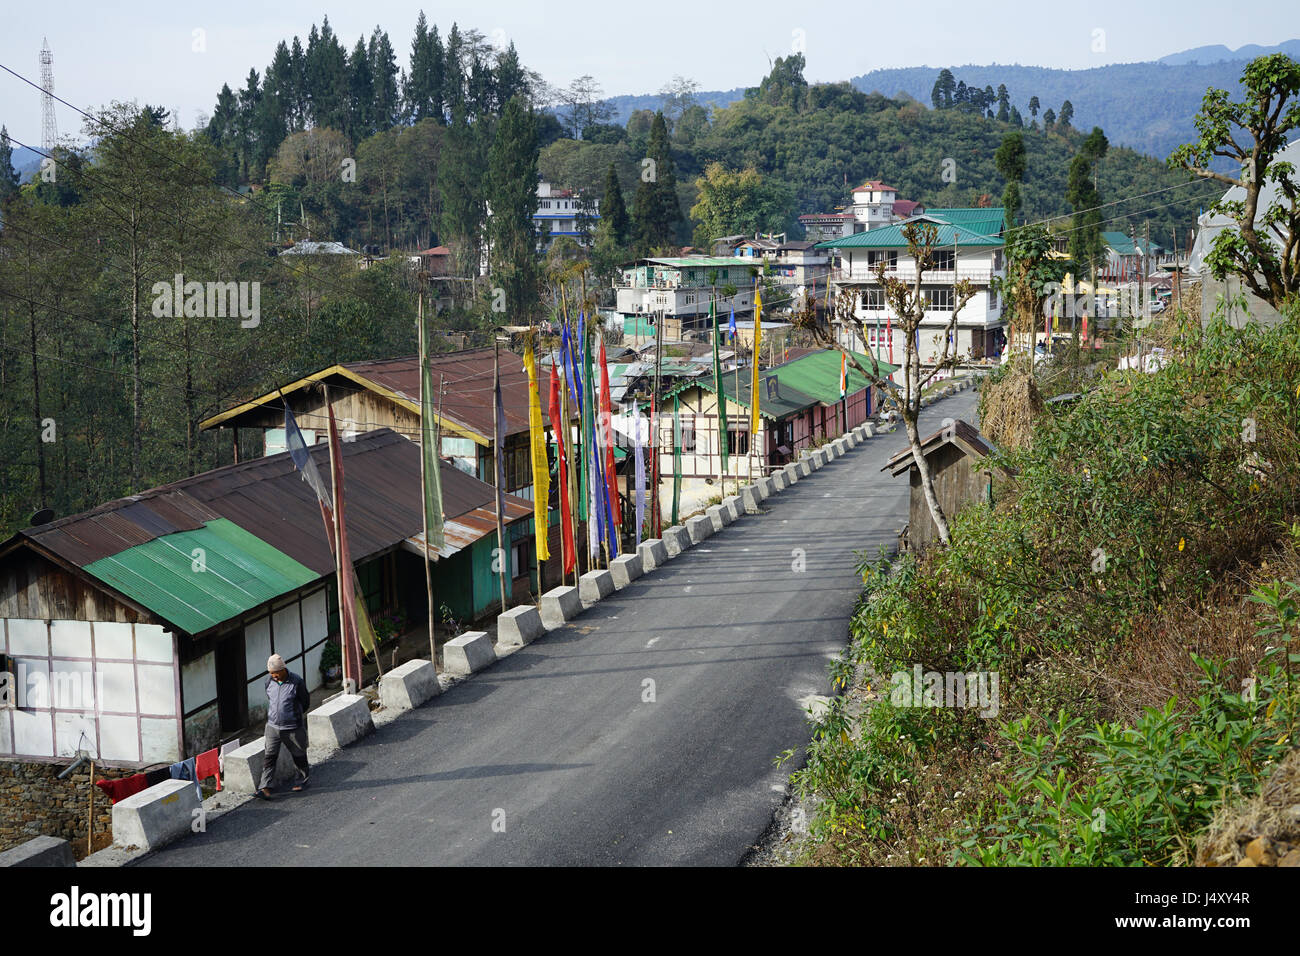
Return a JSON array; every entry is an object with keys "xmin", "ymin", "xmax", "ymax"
[
  {"xmin": 613, "ymin": 256, "xmax": 764, "ymax": 341},
  {"xmin": 657, "ymin": 349, "xmax": 896, "ymax": 485},
  {"xmin": 814, "ymin": 209, "xmax": 1010, "ymax": 365}
]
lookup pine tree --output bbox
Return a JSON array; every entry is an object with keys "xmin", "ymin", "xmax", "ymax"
[
  {"xmin": 444, "ymin": 24, "xmax": 465, "ymax": 120},
  {"xmin": 405, "ymin": 13, "xmax": 437, "ymax": 122},
  {"xmin": 1067, "ymin": 127, "xmax": 1109, "ymax": 273},
  {"xmin": 438, "ymin": 112, "xmax": 486, "ymax": 276},
  {"xmin": 486, "ymin": 96, "xmax": 541, "ymax": 319},
  {"xmin": 345, "ymin": 37, "xmax": 373, "ymax": 141},
  {"xmin": 996, "ymin": 84, "xmax": 1011, "ymax": 122},
  {"xmin": 1028, "ymin": 95, "xmax": 1040, "ymax": 118},
  {"xmin": 495, "ymin": 42, "xmax": 528, "ymax": 108},
  {"xmin": 935, "ymin": 69, "xmax": 955, "ymax": 109},
  {"xmin": 632, "ymin": 111, "xmax": 680, "ymax": 253},
  {"xmin": 994, "ymin": 131, "xmax": 1027, "ymax": 224},
  {"xmin": 1059, "ymin": 100, "xmax": 1074, "ymax": 129},
  {"xmin": 290, "ymin": 36, "xmax": 308, "ymax": 130},
  {"xmin": 369, "ymin": 28, "xmax": 400, "ymax": 131},
  {"xmin": 0, "ymin": 126, "xmax": 19, "ymax": 204},
  {"xmin": 601, "ymin": 163, "xmax": 629, "ymax": 247}
]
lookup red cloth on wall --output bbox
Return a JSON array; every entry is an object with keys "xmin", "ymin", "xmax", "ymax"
[
  {"xmin": 195, "ymin": 748, "xmax": 221, "ymax": 792},
  {"xmin": 94, "ymin": 774, "xmax": 148, "ymax": 804}
]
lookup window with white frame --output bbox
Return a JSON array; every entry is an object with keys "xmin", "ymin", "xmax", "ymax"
[
  {"xmin": 860, "ymin": 288, "xmax": 885, "ymax": 311},
  {"xmin": 923, "ymin": 288, "xmax": 954, "ymax": 311}
]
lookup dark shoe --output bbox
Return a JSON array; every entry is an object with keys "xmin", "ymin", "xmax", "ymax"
[
  {"xmin": 292, "ymin": 773, "xmax": 309, "ymax": 792},
  {"xmin": 255, "ymin": 788, "xmax": 275, "ymax": 800}
]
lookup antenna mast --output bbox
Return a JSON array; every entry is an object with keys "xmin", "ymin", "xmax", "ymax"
[{"xmin": 40, "ymin": 38, "xmax": 57, "ymax": 151}]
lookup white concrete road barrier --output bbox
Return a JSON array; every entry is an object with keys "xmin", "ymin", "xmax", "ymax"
[
  {"xmin": 579, "ymin": 569, "xmax": 615, "ymax": 604},
  {"xmin": 0, "ymin": 835, "xmax": 75, "ymax": 867},
  {"xmin": 444, "ymin": 631, "xmax": 494, "ymax": 676},
  {"xmin": 610, "ymin": 553, "xmax": 643, "ymax": 588},
  {"xmin": 637, "ymin": 538, "xmax": 668, "ymax": 570},
  {"xmin": 379, "ymin": 658, "xmax": 441, "ymax": 712},
  {"xmin": 686, "ymin": 514, "xmax": 714, "ymax": 543},
  {"xmin": 540, "ymin": 585, "xmax": 583, "ymax": 628},
  {"xmin": 662, "ymin": 525, "xmax": 692, "ymax": 556},
  {"xmin": 497, "ymin": 605, "xmax": 545, "ymax": 647},
  {"xmin": 112, "ymin": 779, "xmax": 200, "ymax": 852},
  {"xmin": 308, "ymin": 693, "xmax": 374, "ymax": 750},
  {"xmin": 224, "ymin": 735, "xmax": 304, "ymax": 793}
]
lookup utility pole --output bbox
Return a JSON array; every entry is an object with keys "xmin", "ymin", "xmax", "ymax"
[
  {"xmin": 418, "ymin": 295, "xmax": 438, "ymax": 670},
  {"xmin": 652, "ymin": 305, "xmax": 664, "ymax": 536},
  {"xmin": 493, "ymin": 336, "xmax": 509, "ymax": 613}
]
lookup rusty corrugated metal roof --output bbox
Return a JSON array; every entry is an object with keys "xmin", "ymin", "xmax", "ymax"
[
  {"xmin": 342, "ymin": 349, "xmax": 539, "ymax": 440},
  {"xmin": 198, "ymin": 348, "xmax": 546, "ymax": 441},
  {"xmin": 11, "ymin": 430, "xmax": 532, "ymax": 579}
]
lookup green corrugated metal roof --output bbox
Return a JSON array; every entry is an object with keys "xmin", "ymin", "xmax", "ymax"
[
  {"xmin": 645, "ymin": 257, "xmax": 757, "ymax": 268},
  {"xmin": 663, "ymin": 348, "xmax": 896, "ymax": 418},
  {"xmin": 922, "ymin": 208, "xmax": 1007, "ymax": 236},
  {"xmin": 774, "ymin": 349, "xmax": 897, "ymax": 404},
  {"xmin": 1101, "ymin": 231, "xmax": 1164, "ymax": 255},
  {"xmin": 666, "ymin": 372, "xmax": 818, "ymax": 420},
  {"xmin": 814, "ymin": 219, "xmax": 1003, "ymax": 250},
  {"xmin": 83, "ymin": 518, "xmax": 318, "ymax": 635}
]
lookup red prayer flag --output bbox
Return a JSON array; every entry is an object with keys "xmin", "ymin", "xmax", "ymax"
[
  {"xmin": 599, "ymin": 338, "xmax": 620, "ymax": 529},
  {"xmin": 549, "ymin": 362, "xmax": 576, "ymax": 574}
]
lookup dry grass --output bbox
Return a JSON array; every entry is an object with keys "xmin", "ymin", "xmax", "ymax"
[
  {"xmin": 1197, "ymin": 746, "xmax": 1300, "ymax": 866},
  {"xmin": 979, "ymin": 364, "xmax": 1045, "ymax": 451}
]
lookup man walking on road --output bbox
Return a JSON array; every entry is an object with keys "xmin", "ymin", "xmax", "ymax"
[{"xmin": 257, "ymin": 654, "xmax": 311, "ymax": 800}]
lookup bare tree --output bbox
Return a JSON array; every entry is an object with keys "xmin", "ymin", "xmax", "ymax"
[
  {"xmin": 797, "ymin": 222, "xmax": 974, "ymax": 544},
  {"xmin": 658, "ymin": 75, "xmax": 700, "ymax": 125},
  {"xmin": 562, "ymin": 76, "xmax": 613, "ymax": 138}
]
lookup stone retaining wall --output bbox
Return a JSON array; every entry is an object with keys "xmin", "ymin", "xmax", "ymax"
[{"xmin": 0, "ymin": 760, "xmax": 134, "ymax": 857}]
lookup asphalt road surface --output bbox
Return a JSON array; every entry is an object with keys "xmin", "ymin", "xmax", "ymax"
[{"xmin": 139, "ymin": 390, "xmax": 979, "ymax": 866}]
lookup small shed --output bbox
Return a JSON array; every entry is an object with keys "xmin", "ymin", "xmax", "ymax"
[{"xmin": 883, "ymin": 419, "xmax": 1011, "ymax": 551}]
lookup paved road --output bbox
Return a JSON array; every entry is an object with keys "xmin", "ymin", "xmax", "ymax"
[{"xmin": 139, "ymin": 392, "xmax": 979, "ymax": 866}]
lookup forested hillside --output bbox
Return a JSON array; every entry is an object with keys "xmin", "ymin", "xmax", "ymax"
[
  {"xmin": 542, "ymin": 68, "xmax": 1219, "ymax": 248},
  {"xmin": 849, "ymin": 60, "xmax": 1252, "ymax": 162}
]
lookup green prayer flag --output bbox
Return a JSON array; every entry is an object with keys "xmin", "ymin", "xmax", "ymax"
[
  {"xmin": 672, "ymin": 393, "xmax": 682, "ymax": 527},
  {"xmin": 712, "ymin": 297, "xmax": 729, "ymax": 475},
  {"xmin": 419, "ymin": 310, "xmax": 445, "ymax": 549}
]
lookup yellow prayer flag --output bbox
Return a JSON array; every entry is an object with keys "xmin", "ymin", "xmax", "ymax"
[
  {"xmin": 750, "ymin": 287, "xmax": 762, "ymax": 434},
  {"xmin": 524, "ymin": 343, "xmax": 551, "ymax": 562}
]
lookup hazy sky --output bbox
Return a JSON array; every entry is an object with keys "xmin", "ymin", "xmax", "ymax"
[{"xmin": 1, "ymin": 0, "xmax": 1297, "ymax": 145}]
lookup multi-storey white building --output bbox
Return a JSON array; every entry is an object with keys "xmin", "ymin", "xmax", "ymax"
[
  {"xmin": 612, "ymin": 256, "xmax": 761, "ymax": 343},
  {"xmin": 534, "ymin": 182, "xmax": 599, "ymax": 250},
  {"xmin": 798, "ymin": 180, "xmax": 925, "ymax": 242},
  {"xmin": 815, "ymin": 208, "xmax": 1008, "ymax": 364}
]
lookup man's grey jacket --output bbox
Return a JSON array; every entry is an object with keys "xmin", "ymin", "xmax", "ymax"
[{"xmin": 265, "ymin": 671, "xmax": 310, "ymax": 730}]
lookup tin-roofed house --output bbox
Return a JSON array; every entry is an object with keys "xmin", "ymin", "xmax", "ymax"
[
  {"xmin": 0, "ymin": 429, "xmax": 533, "ymax": 768},
  {"xmin": 817, "ymin": 208, "xmax": 1008, "ymax": 364},
  {"xmin": 659, "ymin": 348, "xmax": 895, "ymax": 490},
  {"xmin": 199, "ymin": 347, "xmax": 571, "ymax": 586}
]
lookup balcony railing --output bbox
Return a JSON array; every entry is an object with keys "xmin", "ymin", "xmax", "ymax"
[{"xmin": 834, "ymin": 266, "xmax": 998, "ymax": 283}]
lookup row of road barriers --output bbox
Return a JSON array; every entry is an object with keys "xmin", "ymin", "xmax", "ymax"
[{"xmin": 4, "ymin": 382, "xmax": 977, "ymax": 865}]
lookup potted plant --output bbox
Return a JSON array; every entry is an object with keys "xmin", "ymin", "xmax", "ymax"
[{"xmin": 319, "ymin": 639, "xmax": 342, "ymax": 686}]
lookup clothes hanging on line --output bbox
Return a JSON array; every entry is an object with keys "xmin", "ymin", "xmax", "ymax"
[
  {"xmin": 195, "ymin": 747, "xmax": 221, "ymax": 792},
  {"xmin": 94, "ymin": 774, "xmax": 147, "ymax": 804}
]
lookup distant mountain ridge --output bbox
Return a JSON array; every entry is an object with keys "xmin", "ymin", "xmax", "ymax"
[
  {"xmin": 1157, "ymin": 39, "xmax": 1300, "ymax": 65},
  {"xmin": 597, "ymin": 40, "xmax": 1298, "ymax": 163}
]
